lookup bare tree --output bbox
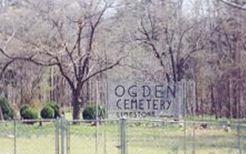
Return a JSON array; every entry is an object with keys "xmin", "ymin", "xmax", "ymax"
[
  {"xmin": 219, "ymin": 0, "xmax": 246, "ymax": 11},
  {"xmin": 0, "ymin": 0, "xmax": 126, "ymax": 120},
  {"xmin": 132, "ymin": 0, "xmax": 206, "ymax": 83}
]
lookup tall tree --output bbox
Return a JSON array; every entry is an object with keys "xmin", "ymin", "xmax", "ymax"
[
  {"xmin": 132, "ymin": 0, "xmax": 206, "ymax": 83},
  {"xmin": 0, "ymin": 0, "xmax": 126, "ymax": 120}
]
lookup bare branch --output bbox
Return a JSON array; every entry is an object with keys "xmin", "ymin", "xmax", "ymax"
[
  {"xmin": 177, "ymin": 25, "xmax": 195, "ymax": 54},
  {"xmin": 56, "ymin": 62, "xmax": 75, "ymax": 91},
  {"xmin": 219, "ymin": 0, "xmax": 246, "ymax": 11},
  {"xmin": 81, "ymin": 56, "xmax": 125, "ymax": 83},
  {"xmin": 92, "ymin": 1, "xmax": 113, "ymax": 29},
  {"xmin": 0, "ymin": 59, "xmax": 15, "ymax": 79},
  {"xmin": 138, "ymin": 17, "xmax": 166, "ymax": 68}
]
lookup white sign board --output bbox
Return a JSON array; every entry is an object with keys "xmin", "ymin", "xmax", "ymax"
[{"xmin": 108, "ymin": 82, "xmax": 183, "ymax": 118}]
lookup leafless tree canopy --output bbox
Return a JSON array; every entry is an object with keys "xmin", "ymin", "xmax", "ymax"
[{"xmin": 0, "ymin": 0, "xmax": 246, "ymax": 119}]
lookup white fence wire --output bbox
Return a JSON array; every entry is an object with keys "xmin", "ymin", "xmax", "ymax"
[{"xmin": 0, "ymin": 118, "xmax": 245, "ymax": 154}]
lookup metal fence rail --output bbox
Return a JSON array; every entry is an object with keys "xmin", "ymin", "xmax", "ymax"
[{"xmin": 0, "ymin": 118, "xmax": 245, "ymax": 154}]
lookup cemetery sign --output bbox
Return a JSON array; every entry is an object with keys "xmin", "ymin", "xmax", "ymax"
[{"xmin": 108, "ymin": 82, "xmax": 184, "ymax": 118}]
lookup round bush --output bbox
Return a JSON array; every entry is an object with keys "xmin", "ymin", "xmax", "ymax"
[
  {"xmin": 82, "ymin": 106, "xmax": 105, "ymax": 120},
  {"xmin": 20, "ymin": 106, "xmax": 38, "ymax": 120},
  {"xmin": 40, "ymin": 106, "xmax": 54, "ymax": 119},
  {"xmin": 0, "ymin": 97, "xmax": 14, "ymax": 120},
  {"xmin": 82, "ymin": 106, "xmax": 94, "ymax": 120},
  {"xmin": 20, "ymin": 105, "xmax": 29, "ymax": 117},
  {"xmin": 46, "ymin": 102, "xmax": 60, "ymax": 118}
]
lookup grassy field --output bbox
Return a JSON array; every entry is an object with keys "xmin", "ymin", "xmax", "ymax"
[{"xmin": 0, "ymin": 120, "xmax": 246, "ymax": 154}]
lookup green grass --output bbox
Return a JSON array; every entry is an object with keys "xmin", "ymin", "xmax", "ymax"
[
  {"xmin": 0, "ymin": 120, "xmax": 246, "ymax": 154},
  {"xmin": 185, "ymin": 114, "xmax": 246, "ymax": 123}
]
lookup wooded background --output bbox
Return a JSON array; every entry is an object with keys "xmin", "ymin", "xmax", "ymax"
[{"xmin": 0, "ymin": 0, "xmax": 245, "ymax": 119}]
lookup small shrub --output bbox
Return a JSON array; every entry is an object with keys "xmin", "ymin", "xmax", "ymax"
[
  {"xmin": 0, "ymin": 97, "xmax": 14, "ymax": 120},
  {"xmin": 20, "ymin": 106, "xmax": 38, "ymax": 120},
  {"xmin": 46, "ymin": 102, "xmax": 60, "ymax": 118},
  {"xmin": 82, "ymin": 106, "xmax": 105, "ymax": 120},
  {"xmin": 82, "ymin": 106, "xmax": 94, "ymax": 120},
  {"xmin": 20, "ymin": 105, "xmax": 29, "ymax": 117},
  {"xmin": 40, "ymin": 106, "xmax": 54, "ymax": 119}
]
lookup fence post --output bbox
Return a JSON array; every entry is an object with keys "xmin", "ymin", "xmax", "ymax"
[
  {"xmin": 237, "ymin": 122, "xmax": 241, "ymax": 154},
  {"xmin": 61, "ymin": 116, "xmax": 67, "ymax": 154},
  {"xmin": 55, "ymin": 119, "xmax": 60, "ymax": 154},
  {"xmin": 192, "ymin": 122, "xmax": 195, "ymax": 154},
  {"xmin": 120, "ymin": 117, "xmax": 127, "ymax": 154},
  {"xmin": 14, "ymin": 120, "xmax": 17, "ymax": 154},
  {"xmin": 66, "ymin": 121, "xmax": 70, "ymax": 154},
  {"xmin": 183, "ymin": 120, "xmax": 187, "ymax": 154},
  {"xmin": 95, "ymin": 118, "xmax": 99, "ymax": 154}
]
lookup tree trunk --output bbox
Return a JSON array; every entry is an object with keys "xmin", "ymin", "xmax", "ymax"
[
  {"xmin": 169, "ymin": 47, "xmax": 177, "ymax": 83},
  {"xmin": 210, "ymin": 84, "xmax": 217, "ymax": 119},
  {"xmin": 72, "ymin": 90, "xmax": 81, "ymax": 121}
]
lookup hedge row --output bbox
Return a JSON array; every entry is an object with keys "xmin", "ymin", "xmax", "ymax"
[
  {"xmin": 20, "ymin": 102, "xmax": 60, "ymax": 120},
  {"xmin": 0, "ymin": 97, "xmax": 106, "ymax": 121}
]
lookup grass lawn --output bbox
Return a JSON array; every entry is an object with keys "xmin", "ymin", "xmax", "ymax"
[{"xmin": 0, "ymin": 120, "xmax": 246, "ymax": 154}]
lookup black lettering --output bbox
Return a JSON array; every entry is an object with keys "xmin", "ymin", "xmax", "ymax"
[
  {"xmin": 142, "ymin": 85, "xmax": 151, "ymax": 97},
  {"xmin": 115, "ymin": 85, "xmax": 125, "ymax": 97},
  {"xmin": 167, "ymin": 85, "xmax": 175, "ymax": 98},
  {"xmin": 128, "ymin": 85, "xmax": 137, "ymax": 97},
  {"xmin": 124, "ymin": 99, "xmax": 130, "ymax": 110},
  {"xmin": 131, "ymin": 99, "xmax": 138, "ymax": 110},
  {"xmin": 146, "ymin": 99, "xmax": 152, "ymax": 110},
  {"xmin": 131, "ymin": 112, "xmax": 137, "ymax": 118},
  {"xmin": 155, "ymin": 85, "xmax": 164, "ymax": 98},
  {"xmin": 139, "ymin": 99, "xmax": 144, "ymax": 110},
  {"xmin": 116, "ymin": 99, "xmax": 122, "ymax": 109},
  {"xmin": 160, "ymin": 100, "xmax": 166, "ymax": 110},
  {"xmin": 166, "ymin": 100, "xmax": 171, "ymax": 110},
  {"xmin": 153, "ymin": 99, "xmax": 159, "ymax": 110},
  {"xmin": 141, "ymin": 112, "xmax": 147, "ymax": 117}
]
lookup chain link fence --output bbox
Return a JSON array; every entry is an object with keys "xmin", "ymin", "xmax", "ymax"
[
  {"xmin": 126, "ymin": 120, "xmax": 246, "ymax": 154},
  {"xmin": 0, "ymin": 120, "xmax": 56, "ymax": 154},
  {"xmin": 0, "ymin": 118, "xmax": 245, "ymax": 154}
]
